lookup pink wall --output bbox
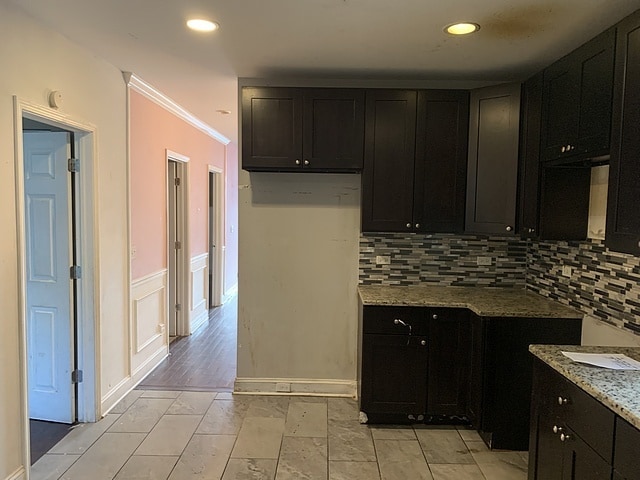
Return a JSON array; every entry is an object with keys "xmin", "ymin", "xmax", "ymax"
[{"xmin": 129, "ymin": 89, "xmax": 237, "ymax": 291}]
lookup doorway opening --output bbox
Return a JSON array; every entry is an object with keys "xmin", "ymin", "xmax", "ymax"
[
  {"xmin": 15, "ymin": 98, "xmax": 98, "ymax": 468},
  {"xmin": 208, "ymin": 168, "xmax": 224, "ymax": 308},
  {"xmin": 167, "ymin": 151, "xmax": 189, "ymax": 340}
]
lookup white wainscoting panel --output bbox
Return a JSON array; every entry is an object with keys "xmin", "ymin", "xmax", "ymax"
[{"xmin": 190, "ymin": 253, "xmax": 209, "ymax": 333}]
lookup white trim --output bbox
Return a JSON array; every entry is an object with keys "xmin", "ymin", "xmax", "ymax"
[
  {"xmin": 190, "ymin": 253, "xmax": 209, "ymax": 333},
  {"xmin": 131, "ymin": 270, "xmax": 167, "ymax": 354},
  {"xmin": 166, "ymin": 151, "xmax": 191, "ymax": 337},
  {"xmin": 123, "ymin": 72, "xmax": 230, "ymax": 145},
  {"xmin": 234, "ymin": 378, "xmax": 357, "ymax": 398},
  {"xmin": 208, "ymin": 166, "xmax": 224, "ymax": 307},
  {"xmin": 14, "ymin": 97, "xmax": 100, "ymax": 474},
  {"xmin": 4, "ymin": 466, "xmax": 25, "ymax": 480},
  {"xmin": 100, "ymin": 345, "xmax": 168, "ymax": 414},
  {"xmin": 223, "ymin": 282, "xmax": 238, "ymax": 303}
]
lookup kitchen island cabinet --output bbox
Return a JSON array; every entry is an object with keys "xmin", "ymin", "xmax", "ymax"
[
  {"xmin": 358, "ymin": 285, "xmax": 583, "ymax": 450},
  {"xmin": 528, "ymin": 345, "xmax": 640, "ymax": 480}
]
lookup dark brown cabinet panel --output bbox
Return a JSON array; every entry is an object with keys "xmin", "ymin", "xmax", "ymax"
[
  {"xmin": 426, "ymin": 308, "xmax": 469, "ymax": 417},
  {"xmin": 518, "ymin": 72, "xmax": 544, "ymax": 238},
  {"xmin": 529, "ymin": 360, "xmax": 616, "ymax": 480},
  {"xmin": 361, "ymin": 90, "xmax": 417, "ymax": 232},
  {"xmin": 241, "ymin": 87, "xmax": 364, "ymax": 172},
  {"xmin": 613, "ymin": 417, "xmax": 640, "ymax": 480},
  {"xmin": 466, "ymin": 83, "xmax": 521, "ymax": 235},
  {"xmin": 540, "ymin": 28, "xmax": 615, "ymax": 163},
  {"xmin": 413, "ymin": 91, "xmax": 469, "ymax": 233},
  {"xmin": 361, "ymin": 89, "xmax": 469, "ymax": 233},
  {"xmin": 606, "ymin": 10, "xmax": 640, "ymax": 255}
]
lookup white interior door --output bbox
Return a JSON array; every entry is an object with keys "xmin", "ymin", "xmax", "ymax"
[
  {"xmin": 208, "ymin": 172, "xmax": 216, "ymax": 308},
  {"xmin": 168, "ymin": 160, "xmax": 179, "ymax": 337},
  {"xmin": 24, "ymin": 131, "xmax": 75, "ymax": 424}
]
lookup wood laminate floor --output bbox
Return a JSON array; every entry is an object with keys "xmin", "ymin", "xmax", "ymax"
[{"xmin": 138, "ymin": 296, "xmax": 237, "ymax": 392}]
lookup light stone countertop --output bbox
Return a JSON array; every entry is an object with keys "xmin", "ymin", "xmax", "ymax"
[
  {"xmin": 529, "ymin": 344, "xmax": 640, "ymax": 430},
  {"xmin": 358, "ymin": 285, "xmax": 582, "ymax": 319}
]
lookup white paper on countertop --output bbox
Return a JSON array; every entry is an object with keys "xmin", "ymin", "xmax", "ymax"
[{"xmin": 561, "ymin": 352, "xmax": 640, "ymax": 370}]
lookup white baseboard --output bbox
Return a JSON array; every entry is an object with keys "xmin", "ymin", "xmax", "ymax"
[
  {"xmin": 100, "ymin": 345, "xmax": 168, "ymax": 415},
  {"xmin": 5, "ymin": 466, "xmax": 25, "ymax": 480},
  {"xmin": 234, "ymin": 378, "xmax": 357, "ymax": 398},
  {"xmin": 223, "ymin": 283, "xmax": 238, "ymax": 303}
]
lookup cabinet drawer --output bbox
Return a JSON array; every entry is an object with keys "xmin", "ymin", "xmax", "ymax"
[
  {"xmin": 540, "ymin": 363, "xmax": 615, "ymax": 462},
  {"xmin": 362, "ymin": 306, "xmax": 428, "ymax": 336},
  {"xmin": 614, "ymin": 417, "xmax": 640, "ymax": 480}
]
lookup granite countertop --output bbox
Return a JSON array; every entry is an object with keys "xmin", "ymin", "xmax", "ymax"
[
  {"xmin": 358, "ymin": 285, "xmax": 582, "ymax": 318},
  {"xmin": 529, "ymin": 345, "xmax": 640, "ymax": 430}
]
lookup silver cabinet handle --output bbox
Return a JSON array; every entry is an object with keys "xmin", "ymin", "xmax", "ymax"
[
  {"xmin": 304, "ymin": 160, "xmax": 310, "ymax": 166},
  {"xmin": 558, "ymin": 396, "xmax": 569, "ymax": 406},
  {"xmin": 394, "ymin": 319, "xmax": 407, "ymax": 326},
  {"xmin": 393, "ymin": 319, "xmax": 412, "ymax": 345},
  {"xmin": 421, "ymin": 340, "xmax": 426, "ymax": 346},
  {"xmin": 528, "ymin": 228, "xmax": 535, "ymax": 233},
  {"xmin": 295, "ymin": 159, "xmax": 300, "ymax": 165},
  {"xmin": 406, "ymin": 223, "xmax": 412, "ymax": 228},
  {"xmin": 415, "ymin": 223, "xmax": 420, "ymax": 228},
  {"xmin": 560, "ymin": 433, "xmax": 570, "ymax": 442},
  {"xmin": 506, "ymin": 226, "xmax": 513, "ymax": 232},
  {"xmin": 432, "ymin": 314, "xmax": 438, "ymax": 320},
  {"xmin": 553, "ymin": 425, "xmax": 563, "ymax": 434}
]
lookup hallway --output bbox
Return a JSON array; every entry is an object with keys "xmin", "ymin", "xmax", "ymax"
[
  {"xmin": 30, "ymin": 390, "xmax": 527, "ymax": 480},
  {"xmin": 139, "ymin": 297, "xmax": 237, "ymax": 391}
]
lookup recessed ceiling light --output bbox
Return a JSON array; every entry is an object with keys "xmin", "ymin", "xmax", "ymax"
[
  {"xmin": 444, "ymin": 22, "xmax": 480, "ymax": 35},
  {"xmin": 187, "ymin": 19, "xmax": 219, "ymax": 32}
]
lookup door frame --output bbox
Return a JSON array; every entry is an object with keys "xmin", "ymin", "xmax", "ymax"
[
  {"xmin": 208, "ymin": 166, "xmax": 224, "ymax": 307},
  {"xmin": 166, "ymin": 150, "xmax": 190, "ymax": 336},
  {"xmin": 13, "ymin": 97, "xmax": 99, "ymax": 468}
]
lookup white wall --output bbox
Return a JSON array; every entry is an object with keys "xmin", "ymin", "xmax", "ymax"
[
  {"xmin": 236, "ymin": 172, "xmax": 361, "ymax": 394},
  {"xmin": 0, "ymin": 3, "xmax": 128, "ymax": 477}
]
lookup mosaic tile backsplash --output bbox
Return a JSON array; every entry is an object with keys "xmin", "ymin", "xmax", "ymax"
[
  {"xmin": 527, "ymin": 239, "xmax": 640, "ymax": 334},
  {"xmin": 359, "ymin": 233, "xmax": 528, "ymax": 287},
  {"xmin": 359, "ymin": 234, "xmax": 640, "ymax": 335}
]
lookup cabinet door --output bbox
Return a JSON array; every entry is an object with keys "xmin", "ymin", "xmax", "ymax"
[
  {"xmin": 465, "ymin": 83, "xmax": 521, "ymax": 235},
  {"xmin": 413, "ymin": 90, "xmax": 469, "ymax": 233},
  {"xmin": 533, "ymin": 409, "xmax": 564, "ymax": 480},
  {"xmin": 361, "ymin": 334, "xmax": 428, "ymax": 416},
  {"xmin": 541, "ymin": 58, "xmax": 580, "ymax": 162},
  {"xmin": 561, "ymin": 426, "xmax": 612, "ymax": 480},
  {"xmin": 613, "ymin": 417, "xmax": 640, "ymax": 480},
  {"xmin": 426, "ymin": 309, "xmax": 469, "ymax": 416},
  {"xmin": 361, "ymin": 90, "xmax": 417, "ymax": 232},
  {"xmin": 518, "ymin": 72, "xmax": 543, "ymax": 238},
  {"xmin": 241, "ymin": 87, "xmax": 303, "ymax": 171},
  {"xmin": 466, "ymin": 314, "xmax": 484, "ymax": 428},
  {"xmin": 606, "ymin": 10, "xmax": 640, "ymax": 255},
  {"xmin": 303, "ymin": 89, "xmax": 365, "ymax": 172}
]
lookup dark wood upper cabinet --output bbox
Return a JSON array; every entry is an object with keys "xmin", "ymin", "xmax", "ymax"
[
  {"xmin": 241, "ymin": 87, "xmax": 364, "ymax": 172},
  {"xmin": 518, "ymin": 72, "xmax": 544, "ymax": 238},
  {"xmin": 540, "ymin": 28, "xmax": 616, "ymax": 163},
  {"xmin": 414, "ymin": 90, "xmax": 469, "ymax": 233},
  {"xmin": 606, "ymin": 10, "xmax": 640, "ymax": 255},
  {"xmin": 361, "ymin": 90, "xmax": 418, "ymax": 232},
  {"xmin": 465, "ymin": 83, "xmax": 521, "ymax": 235},
  {"xmin": 361, "ymin": 89, "xmax": 468, "ymax": 233}
]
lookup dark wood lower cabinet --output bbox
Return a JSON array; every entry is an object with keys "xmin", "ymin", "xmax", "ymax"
[{"xmin": 361, "ymin": 334, "xmax": 428, "ymax": 420}]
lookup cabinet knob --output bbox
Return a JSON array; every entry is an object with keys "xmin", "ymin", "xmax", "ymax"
[
  {"xmin": 637, "ymin": 240, "xmax": 640, "ymax": 248},
  {"xmin": 505, "ymin": 225, "xmax": 513, "ymax": 232},
  {"xmin": 421, "ymin": 340, "xmax": 427, "ymax": 346},
  {"xmin": 394, "ymin": 318, "xmax": 407, "ymax": 327},
  {"xmin": 558, "ymin": 396, "xmax": 569, "ymax": 406},
  {"xmin": 553, "ymin": 425, "xmax": 563, "ymax": 434},
  {"xmin": 567, "ymin": 144, "xmax": 572, "ymax": 152},
  {"xmin": 295, "ymin": 159, "xmax": 300, "ymax": 165},
  {"xmin": 304, "ymin": 159, "xmax": 310, "ymax": 166},
  {"xmin": 406, "ymin": 223, "xmax": 412, "ymax": 228},
  {"xmin": 415, "ymin": 223, "xmax": 420, "ymax": 229},
  {"xmin": 561, "ymin": 146, "xmax": 566, "ymax": 153},
  {"xmin": 560, "ymin": 433, "xmax": 571, "ymax": 442},
  {"xmin": 528, "ymin": 228, "xmax": 535, "ymax": 234},
  {"xmin": 432, "ymin": 314, "xmax": 438, "ymax": 320}
]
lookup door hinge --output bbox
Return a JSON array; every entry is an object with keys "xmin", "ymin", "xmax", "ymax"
[
  {"xmin": 68, "ymin": 158, "xmax": 80, "ymax": 173},
  {"xmin": 174, "ymin": 241, "xmax": 181, "ymax": 250},
  {"xmin": 175, "ymin": 304, "xmax": 182, "ymax": 312},
  {"xmin": 70, "ymin": 265, "xmax": 82, "ymax": 279},
  {"xmin": 72, "ymin": 369, "xmax": 83, "ymax": 384},
  {"xmin": 174, "ymin": 177, "xmax": 181, "ymax": 186}
]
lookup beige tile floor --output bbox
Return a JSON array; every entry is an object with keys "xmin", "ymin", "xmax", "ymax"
[{"xmin": 31, "ymin": 390, "xmax": 528, "ymax": 480}]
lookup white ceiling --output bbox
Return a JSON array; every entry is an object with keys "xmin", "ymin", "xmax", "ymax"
[{"xmin": 10, "ymin": 0, "xmax": 640, "ymax": 143}]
